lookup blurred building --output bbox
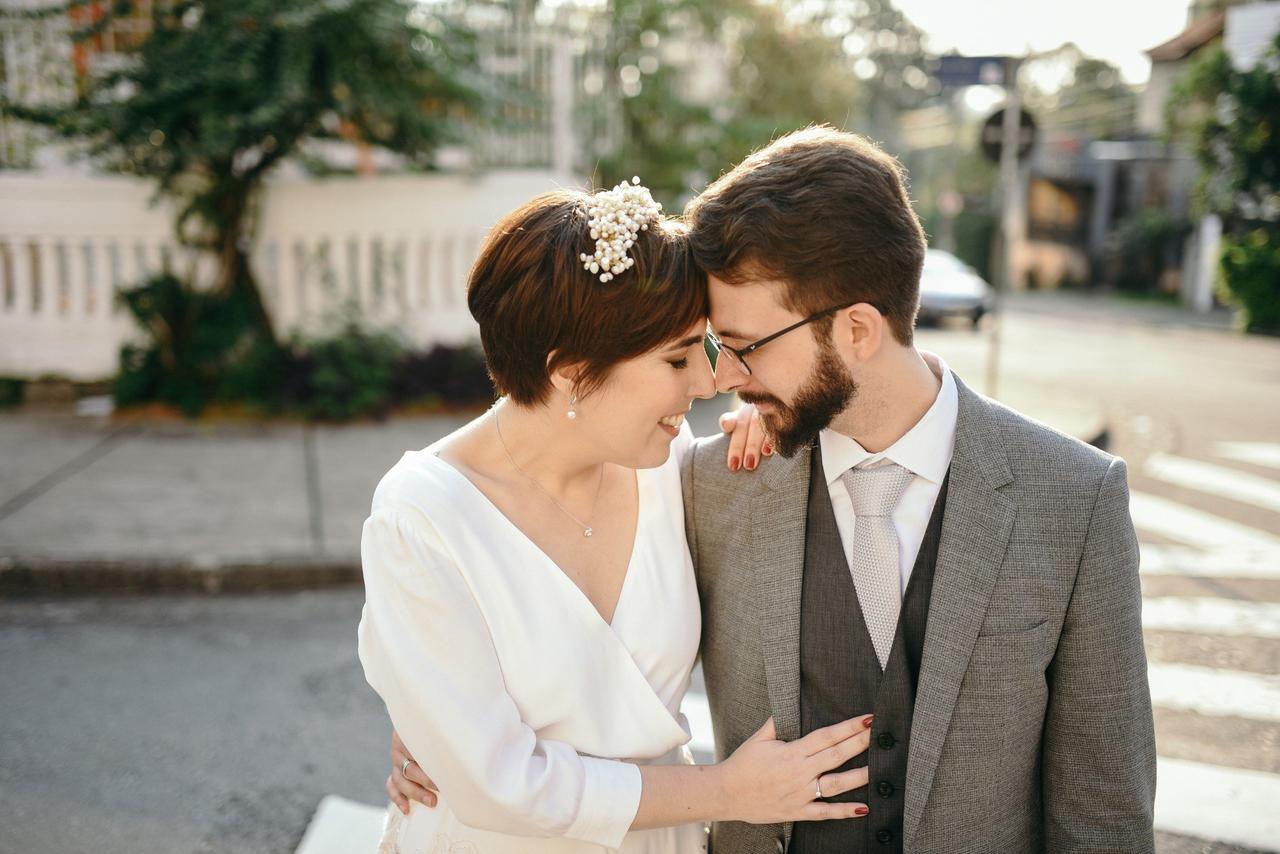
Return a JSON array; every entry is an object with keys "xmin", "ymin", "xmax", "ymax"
[
  {"xmin": 1086, "ymin": 1, "xmax": 1277, "ymax": 311},
  {"xmin": 1023, "ymin": 1, "xmax": 1279, "ymax": 310}
]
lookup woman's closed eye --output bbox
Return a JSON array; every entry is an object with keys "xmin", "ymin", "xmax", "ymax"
[{"xmin": 668, "ymin": 358, "xmax": 689, "ymax": 370}]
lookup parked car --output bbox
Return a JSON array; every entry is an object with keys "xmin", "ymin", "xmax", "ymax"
[{"xmin": 917, "ymin": 249, "xmax": 992, "ymax": 329}]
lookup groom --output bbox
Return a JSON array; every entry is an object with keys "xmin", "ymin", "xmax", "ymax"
[{"xmin": 682, "ymin": 126, "xmax": 1155, "ymax": 852}]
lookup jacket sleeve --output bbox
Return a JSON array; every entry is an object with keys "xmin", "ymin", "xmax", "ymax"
[
  {"xmin": 679, "ymin": 432, "xmax": 700, "ymax": 568},
  {"xmin": 357, "ymin": 508, "xmax": 642, "ymax": 846},
  {"xmin": 1041, "ymin": 457, "xmax": 1157, "ymax": 851}
]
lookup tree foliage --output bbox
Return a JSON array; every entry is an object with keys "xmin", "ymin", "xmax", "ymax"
[
  {"xmin": 1170, "ymin": 34, "xmax": 1280, "ymax": 332},
  {"xmin": 4, "ymin": 0, "xmax": 489, "ymax": 347},
  {"xmin": 1169, "ymin": 36, "xmax": 1280, "ymax": 224},
  {"xmin": 1024, "ymin": 46, "xmax": 1136, "ymax": 138},
  {"xmin": 588, "ymin": 0, "xmax": 933, "ymax": 209}
]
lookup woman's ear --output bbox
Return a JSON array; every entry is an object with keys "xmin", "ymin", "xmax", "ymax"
[{"xmin": 544, "ymin": 351, "xmax": 582, "ymax": 398}]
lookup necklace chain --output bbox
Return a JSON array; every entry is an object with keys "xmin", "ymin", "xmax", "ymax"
[{"xmin": 494, "ymin": 406, "xmax": 603, "ymax": 538}]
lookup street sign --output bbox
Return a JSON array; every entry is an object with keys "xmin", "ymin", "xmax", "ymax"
[
  {"xmin": 981, "ymin": 107, "xmax": 1037, "ymax": 162},
  {"xmin": 935, "ymin": 55, "xmax": 1009, "ymax": 88}
]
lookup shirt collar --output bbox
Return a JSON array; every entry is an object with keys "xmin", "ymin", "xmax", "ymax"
[{"xmin": 820, "ymin": 351, "xmax": 958, "ymax": 486}]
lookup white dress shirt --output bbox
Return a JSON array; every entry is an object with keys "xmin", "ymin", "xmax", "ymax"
[{"xmin": 818, "ymin": 352, "xmax": 958, "ymax": 595}]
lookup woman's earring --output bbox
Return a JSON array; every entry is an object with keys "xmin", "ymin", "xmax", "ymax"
[{"xmin": 567, "ymin": 394, "xmax": 578, "ymax": 420}]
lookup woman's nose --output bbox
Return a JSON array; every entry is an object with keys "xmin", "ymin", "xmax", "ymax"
[{"xmin": 690, "ymin": 350, "xmax": 717, "ymax": 400}]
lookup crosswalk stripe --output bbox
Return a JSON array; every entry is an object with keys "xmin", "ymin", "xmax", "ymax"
[
  {"xmin": 1143, "ymin": 596, "xmax": 1280, "ymax": 638},
  {"xmin": 1141, "ymin": 543, "xmax": 1279, "ymax": 579},
  {"xmin": 1215, "ymin": 441, "xmax": 1280, "ymax": 471},
  {"xmin": 1155, "ymin": 757, "xmax": 1280, "ymax": 852},
  {"xmin": 1148, "ymin": 661, "xmax": 1280, "ymax": 722},
  {"xmin": 294, "ymin": 795, "xmax": 384, "ymax": 854},
  {"xmin": 1130, "ymin": 490, "xmax": 1280, "ymax": 551},
  {"xmin": 682, "ymin": 690, "xmax": 715, "ymax": 755},
  {"xmin": 1145, "ymin": 452, "xmax": 1280, "ymax": 513}
]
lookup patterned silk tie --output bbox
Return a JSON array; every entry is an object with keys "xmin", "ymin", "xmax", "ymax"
[{"xmin": 841, "ymin": 461, "xmax": 914, "ymax": 669}]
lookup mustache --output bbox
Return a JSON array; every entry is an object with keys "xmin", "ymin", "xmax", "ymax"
[{"xmin": 737, "ymin": 392, "xmax": 785, "ymax": 410}]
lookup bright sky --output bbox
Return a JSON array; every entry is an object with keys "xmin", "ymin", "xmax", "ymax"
[{"xmin": 891, "ymin": 0, "xmax": 1193, "ymax": 84}]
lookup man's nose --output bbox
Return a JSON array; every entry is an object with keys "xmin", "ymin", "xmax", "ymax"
[{"xmin": 714, "ymin": 353, "xmax": 747, "ymax": 394}]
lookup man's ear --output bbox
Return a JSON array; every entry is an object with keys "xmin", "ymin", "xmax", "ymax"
[{"xmin": 839, "ymin": 303, "xmax": 886, "ymax": 362}]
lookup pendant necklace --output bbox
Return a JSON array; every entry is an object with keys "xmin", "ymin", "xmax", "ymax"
[{"xmin": 494, "ymin": 407, "xmax": 603, "ymax": 538}]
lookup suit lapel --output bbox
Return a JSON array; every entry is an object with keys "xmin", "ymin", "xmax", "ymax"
[
  {"xmin": 903, "ymin": 378, "xmax": 1016, "ymax": 848},
  {"xmin": 752, "ymin": 444, "xmax": 813, "ymax": 744}
]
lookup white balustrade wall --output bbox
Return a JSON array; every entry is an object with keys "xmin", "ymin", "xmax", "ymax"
[{"xmin": 0, "ymin": 169, "xmax": 582, "ymax": 379}]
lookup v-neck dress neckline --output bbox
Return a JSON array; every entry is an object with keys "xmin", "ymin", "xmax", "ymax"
[{"xmin": 426, "ymin": 450, "xmax": 648, "ymax": 631}]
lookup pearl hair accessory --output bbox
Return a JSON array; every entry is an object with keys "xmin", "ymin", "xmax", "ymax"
[{"xmin": 578, "ymin": 177, "xmax": 663, "ymax": 283}]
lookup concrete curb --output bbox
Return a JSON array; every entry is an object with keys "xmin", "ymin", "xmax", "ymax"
[{"xmin": 0, "ymin": 555, "xmax": 361, "ymax": 597}]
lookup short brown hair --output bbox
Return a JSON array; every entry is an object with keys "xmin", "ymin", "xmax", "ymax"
[
  {"xmin": 468, "ymin": 189, "xmax": 708, "ymax": 405},
  {"xmin": 685, "ymin": 125, "xmax": 925, "ymax": 345}
]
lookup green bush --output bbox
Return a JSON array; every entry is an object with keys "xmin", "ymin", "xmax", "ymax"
[
  {"xmin": 391, "ymin": 343, "xmax": 494, "ymax": 408},
  {"xmin": 1220, "ymin": 228, "xmax": 1280, "ymax": 335},
  {"xmin": 0, "ymin": 377, "xmax": 25, "ymax": 408},
  {"xmin": 114, "ymin": 273, "xmax": 272, "ymax": 417},
  {"xmin": 921, "ymin": 208, "xmax": 995, "ymax": 282},
  {"xmin": 1110, "ymin": 211, "xmax": 1190, "ymax": 294},
  {"xmin": 953, "ymin": 211, "xmax": 996, "ymax": 283},
  {"xmin": 113, "ymin": 273, "xmax": 494, "ymax": 420},
  {"xmin": 288, "ymin": 323, "xmax": 404, "ymax": 422}
]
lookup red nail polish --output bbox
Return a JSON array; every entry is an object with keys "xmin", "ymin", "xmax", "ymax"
[
  {"xmin": 745, "ymin": 455, "xmax": 756, "ymax": 470},
  {"xmin": 861, "ymin": 715, "xmax": 874, "ymax": 728},
  {"xmin": 730, "ymin": 456, "xmax": 740, "ymax": 471},
  {"xmin": 762, "ymin": 445, "xmax": 773, "ymax": 455},
  {"xmin": 854, "ymin": 805, "xmax": 869, "ymax": 817}
]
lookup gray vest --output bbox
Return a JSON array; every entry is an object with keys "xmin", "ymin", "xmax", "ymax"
[{"xmin": 790, "ymin": 446, "xmax": 950, "ymax": 854}]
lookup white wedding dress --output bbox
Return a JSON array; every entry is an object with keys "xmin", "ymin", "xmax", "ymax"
[{"xmin": 358, "ymin": 424, "xmax": 706, "ymax": 854}]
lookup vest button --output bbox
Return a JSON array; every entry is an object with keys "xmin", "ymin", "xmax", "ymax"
[
  {"xmin": 877, "ymin": 732, "xmax": 896, "ymax": 749},
  {"xmin": 775, "ymin": 837, "xmax": 786, "ymax": 854},
  {"xmin": 876, "ymin": 828, "xmax": 895, "ymax": 844},
  {"xmin": 877, "ymin": 780, "xmax": 895, "ymax": 797}
]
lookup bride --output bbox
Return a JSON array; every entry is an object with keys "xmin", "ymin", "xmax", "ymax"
[{"xmin": 357, "ymin": 180, "xmax": 872, "ymax": 853}]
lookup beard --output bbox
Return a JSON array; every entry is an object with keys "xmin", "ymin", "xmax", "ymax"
[{"xmin": 739, "ymin": 341, "xmax": 858, "ymax": 458}]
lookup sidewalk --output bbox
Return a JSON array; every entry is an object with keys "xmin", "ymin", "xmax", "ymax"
[
  {"xmin": 0, "ymin": 335, "xmax": 1109, "ymax": 596},
  {"xmin": 1003, "ymin": 288, "xmax": 1240, "ymax": 333}
]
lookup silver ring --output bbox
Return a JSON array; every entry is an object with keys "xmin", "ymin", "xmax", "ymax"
[
  {"xmin": 401, "ymin": 758, "xmax": 415, "ymax": 778},
  {"xmin": 815, "ymin": 779, "xmax": 824, "ymax": 800}
]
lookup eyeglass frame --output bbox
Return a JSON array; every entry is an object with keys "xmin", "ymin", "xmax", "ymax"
[{"xmin": 706, "ymin": 301, "xmax": 875, "ymax": 376}]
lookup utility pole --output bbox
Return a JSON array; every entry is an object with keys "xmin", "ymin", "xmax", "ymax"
[{"xmin": 986, "ymin": 56, "xmax": 1025, "ymax": 401}]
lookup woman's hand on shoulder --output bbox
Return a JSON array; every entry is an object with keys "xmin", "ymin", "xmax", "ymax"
[{"xmin": 718, "ymin": 402, "xmax": 773, "ymax": 472}]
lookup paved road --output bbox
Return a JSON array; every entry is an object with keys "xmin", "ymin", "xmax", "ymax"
[{"xmin": 0, "ymin": 591, "xmax": 386, "ymax": 854}]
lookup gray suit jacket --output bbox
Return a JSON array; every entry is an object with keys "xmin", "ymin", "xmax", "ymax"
[{"xmin": 681, "ymin": 375, "xmax": 1156, "ymax": 853}]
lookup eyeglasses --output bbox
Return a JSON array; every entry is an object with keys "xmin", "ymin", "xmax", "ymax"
[{"xmin": 706, "ymin": 303, "xmax": 859, "ymax": 377}]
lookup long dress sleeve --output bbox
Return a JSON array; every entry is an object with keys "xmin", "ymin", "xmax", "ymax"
[{"xmin": 357, "ymin": 507, "xmax": 643, "ymax": 848}]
